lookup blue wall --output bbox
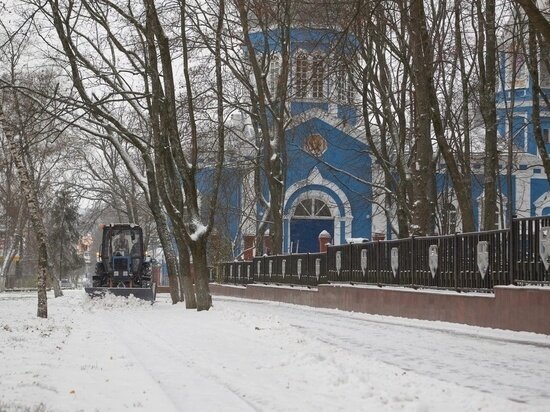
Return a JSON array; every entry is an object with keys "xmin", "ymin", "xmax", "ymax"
[{"xmin": 285, "ymin": 117, "xmax": 372, "ymax": 248}]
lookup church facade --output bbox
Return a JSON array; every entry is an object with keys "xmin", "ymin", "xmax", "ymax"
[
  {"xmin": 222, "ymin": 24, "xmax": 550, "ymax": 259},
  {"xmin": 226, "ymin": 28, "xmax": 373, "ymax": 256},
  {"xmin": 496, "ymin": 48, "xmax": 550, "ymax": 220}
]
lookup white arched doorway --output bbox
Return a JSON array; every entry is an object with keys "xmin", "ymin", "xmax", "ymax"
[
  {"xmin": 289, "ymin": 194, "xmax": 336, "ymax": 253},
  {"xmin": 284, "ymin": 167, "xmax": 352, "ymax": 252}
]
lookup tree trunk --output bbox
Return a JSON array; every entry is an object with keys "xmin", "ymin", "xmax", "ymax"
[
  {"xmin": 156, "ymin": 215, "xmax": 182, "ymax": 304},
  {"xmin": 0, "ymin": 235, "xmax": 18, "ymax": 291},
  {"xmin": 142, "ymin": 156, "xmax": 182, "ymax": 304},
  {"xmin": 189, "ymin": 238, "xmax": 212, "ymax": 311},
  {"xmin": 235, "ymin": 1, "xmax": 290, "ymax": 256},
  {"xmin": 356, "ymin": 17, "xmax": 412, "ymax": 239},
  {"xmin": 50, "ymin": 272, "xmax": 63, "ymax": 298},
  {"xmin": 528, "ymin": 22, "xmax": 550, "ymax": 181},
  {"xmin": 441, "ymin": 0, "xmax": 476, "ymax": 233},
  {"xmin": 174, "ymin": 230, "xmax": 197, "ymax": 309},
  {"xmin": 0, "ymin": 200, "xmax": 26, "ymax": 288},
  {"xmin": 396, "ymin": 183, "xmax": 411, "ymax": 238},
  {"xmin": 1, "ymin": 102, "xmax": 49, "ymax": 317},
  {"xmin": 515, "ymin": 0, "xmax": 550, "ymax": 45},
  {"xmin": 409, "ymin": 0, "xmax": 436, "ymax": 236},
  {"xmin": 269, "ymin": 184, "xmax": 284, "ymax": 255},
  {"xmin": 479, "ymin": 0, "xmax": 498, "ymax": 230}
]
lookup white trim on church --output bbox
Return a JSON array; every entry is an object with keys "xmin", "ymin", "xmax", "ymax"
[{"xmin": 284, "ymin": 167, "xmax": 353, "ymax": 248}]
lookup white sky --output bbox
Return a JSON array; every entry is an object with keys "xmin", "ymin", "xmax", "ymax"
[{"xmin": 1, "ymin": 289, "xmax": 549, "ymax": 411}]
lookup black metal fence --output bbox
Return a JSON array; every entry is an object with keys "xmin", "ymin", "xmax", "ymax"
[
  {"xmin": 216, "ymin": 215, "xmax": 550, "ymax": 292},
  {"xmin": 512, "ymin": 215, "xmax": 550, "ymax": 284},
  {"xmin": 219, "ymin": 253, "xmax": 327, "ymax": 286}
]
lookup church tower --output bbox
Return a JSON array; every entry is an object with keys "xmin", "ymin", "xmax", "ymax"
[
  {"xmin": 496, "ymin": 8, "xmax": 550, "ymax": 218},
  {"xmin": 236, "ymin": 24, "xmax": 373, "ymax": 257}
]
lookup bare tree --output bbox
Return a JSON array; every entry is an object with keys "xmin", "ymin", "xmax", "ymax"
[
  {"xmin": 0, "ymin": 20, "xmax": 68, "ymax": 297},
  {"xmin": 526, "ymin": 19, "xmax": 550, "ymax": 180},
  {"xmin": 215, "ymin": 0, "xmax": 293, "ymax": 254},
  {"xmin": 0, "ymin": 124, "xmax": 26, "ymax": 289},
  {"xmin": 0, "ymin": 97, "xmax": 50, "ymax": 317},
  {"xmin": 515, "ymin": 0, "xmax": 550, "ymax": 45},
  {"xmin": 407, "ymin": 0, "xmax": 437, "ymax": 235},
  {"xmin": 348, "ymin": 1, "xmax": 414, "ymax": 238},
  {"xmin": 475, "ymin": 0, "xmax": 499, "ymax": 230},
  {"xmin": 43, "ymin": 0, "xmax": 227, "ymax": 310}
]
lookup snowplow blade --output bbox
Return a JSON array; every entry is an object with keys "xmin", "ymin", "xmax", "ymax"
[{"xmin": 85, "ymin": 283, "xmax": 157, "ymax": 302}]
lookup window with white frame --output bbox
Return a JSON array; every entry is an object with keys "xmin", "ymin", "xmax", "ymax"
[
  {"xmin": 294, "ymin": 51, "xmax": 325, "ymax": 99},
  {"xmin": 294, "ymin": 198, "xmax": 332, "ymax": 218},
  {"xmin": 295, "ymin": 52, "xmax": 309, "ymax": 98},
  {"xmin": 336, "ymin": 67, "xmax": 351, "ymax": 103},
  {"xmin": 268, "ymin": 54, "xmax": 280, "ymax": 95},
  {"xmin": 311, "ymin": 54, "xmax": 325, "ymax": 98}
]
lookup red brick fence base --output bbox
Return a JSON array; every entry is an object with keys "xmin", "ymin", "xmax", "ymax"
[{"xmin": 208, "ymin": 283, "xmax": 550, "ymax": 335}]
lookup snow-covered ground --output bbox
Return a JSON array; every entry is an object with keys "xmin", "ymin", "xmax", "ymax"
[{"xmin": 1, "ymin": 290, "xmax": 549, "ymax": 412}]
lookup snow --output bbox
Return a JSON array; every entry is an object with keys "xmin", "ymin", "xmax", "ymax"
[
  {"xmin": 346, "ymin": 237, "xmax": 369, "ymax": 243},
  {"xmin": 1, "ymin": 290, "xmax": 550, "ymax": 411},
  {"xmin": 189, "ymin": 220, "xmax": 207, "ymax": 242}
]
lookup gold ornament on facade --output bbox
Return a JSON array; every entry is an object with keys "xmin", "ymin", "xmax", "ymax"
[{"xmin": 304, "ymin": 134, "xmax": 327, "ymax": 157}]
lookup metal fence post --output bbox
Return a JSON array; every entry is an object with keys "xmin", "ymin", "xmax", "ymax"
[
  {"xmin": 410, "ymin": 236, "xmax": 415, "ymax": 286},
  {"xmin": 376, "ymin": 240, "xmax": 380, "ymax": 283},
  {"xmin": 348, "ymin": 243, "xmax": 354, "ymax": 283},
  {"xmin": 509, "ymin": 216, "xmax": 515, "ymax": 285},
  {"xmin": 453, "ymin": 233, "xmax": 458, "ymax": 290}
]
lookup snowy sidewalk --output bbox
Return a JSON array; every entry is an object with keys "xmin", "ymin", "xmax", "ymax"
[{"xmin": 1, "ymin": 290, "xmax": 549, "ymax": 411}]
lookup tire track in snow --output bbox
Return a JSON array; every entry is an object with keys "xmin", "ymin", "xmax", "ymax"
[
  {"xmin": 105, "ymin": 311, "xmax": 262, "ymax": 411},
  {"xmin": 216, "ymin": 297, "xmax": 550, "ymax": 408},
  {"xmin": 77, "ymin": 309, "xmax": 181, "ymax": 412}
]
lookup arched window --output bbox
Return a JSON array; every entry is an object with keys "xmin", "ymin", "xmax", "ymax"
[
  {"xmin": 268, "ymin": 54, "xmax": 280, "ymax": 95},
  {"xmin": 295, "ymin": 52, "xmax": 309, "ymax": 98},
  {"xmin": 311, "ymin": 54, "xmax": 324, "ymax": 98},
  {"xmin": 294, "ymin": 52, "xmax": 326, "ymax": 100},
  {"xmin": 294, "ymin": 198, "xmax": 332, "ymax": 218},
  {"xmin": 336, "ymin": 67, "xmax": 351, "ymax": 103}
]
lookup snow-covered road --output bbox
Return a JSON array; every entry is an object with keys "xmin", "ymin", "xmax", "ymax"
[
  {"xmin": 1, "ymin": 290, "xmax": 549, "ymax": 411},
  {"xmin": 267, "ymin": 302, "xmax": 550, "ymax": 405}
]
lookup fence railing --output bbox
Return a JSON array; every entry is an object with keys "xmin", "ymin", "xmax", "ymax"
[
  {"xmin": 512, "ymin": 215, "xmax": 550, "ymax": 284},
  {"xmin": 216, "ymin": 215, "xmax": 550, "ymax": 292}
]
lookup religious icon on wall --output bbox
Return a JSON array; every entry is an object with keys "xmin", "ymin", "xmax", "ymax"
[{"xmin": 304, "ymin": 134, "xmax": 327, "ymax": 157}]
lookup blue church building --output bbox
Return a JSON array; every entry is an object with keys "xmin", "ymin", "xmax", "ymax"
[
  {"xmin": 226, "ymin": 28, "xmax": 373, "ymax": 256},
  {"xmin": 496, "ymin": 41, "xmax": 550, "ymax": 220},
  {"xmin": 284, "ymin": 106, "xmax": 372, "ymax": 252},
  {"xmin": 220, "ymin": 21, "xmax": 550, "ymax": 258}
]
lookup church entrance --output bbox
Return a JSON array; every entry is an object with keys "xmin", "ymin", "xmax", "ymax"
[{"xmin": 289, "ymin": 198, "xmax": 334, "ymax": 253}]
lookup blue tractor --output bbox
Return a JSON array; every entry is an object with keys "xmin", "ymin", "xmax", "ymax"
[{"xmin": 85, "ymin": 223, "xmax": 156, "ymax": 302}]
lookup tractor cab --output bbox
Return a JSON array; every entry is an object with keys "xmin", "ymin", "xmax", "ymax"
[
  {"xmin": 101, "ymin": 225, "xmax": 144, "ymax": 286},
  {"xmin": 86, "ymin": 223, "xmax": 156, "ymax": 302}
]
